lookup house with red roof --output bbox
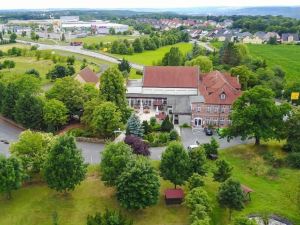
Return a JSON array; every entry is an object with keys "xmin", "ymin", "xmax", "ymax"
[
  {"xmin": 191, "ymin": 71, "xmax": 241, "ymax": 128},
  {"xmin": 126, "ymin": 67, "xmax": 241, "ymax": 127},
  {"xmin": 75, "ymin": 67, "xmax": 100, "ymax": 88}
]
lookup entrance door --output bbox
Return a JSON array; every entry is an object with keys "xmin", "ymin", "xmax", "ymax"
[{"xmin": 194, "ymin": 118, "xmax": 202, "ymax": 127}]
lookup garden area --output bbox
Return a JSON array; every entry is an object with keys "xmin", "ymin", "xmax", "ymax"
[{"xmin": 0, "ymin": 142, "xmax": 299, "ymax": 225}]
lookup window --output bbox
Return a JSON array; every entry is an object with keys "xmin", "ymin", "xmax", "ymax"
[
  {"xmin": 214, "ymin": 106, "xmax": 219, "ymax": 113},
  {"xmin": 197, "ymin": 107, "xmax": 201, "ymax": 112},
  {"xmin": 220, "ymin": 93, "xmax": 226, "ymax": 100},
  {"xmin": 206, "ymin": 105, "xmax": 211, "ymax": 113},
  {"xmin": 220, "ymin": 117, "xmax": 225, "ymax": 125},
  {"xmin": 221, "ymin": 105, "xmax": 226, "ymax": 113}
]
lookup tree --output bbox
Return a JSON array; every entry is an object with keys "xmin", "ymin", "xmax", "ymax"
[
  {"xmin": 185, "ymin": 187, "xmax": 211, "ymax": 212},
  {"xmin": 3, "ymin": 60, "xmax": 15, "ymax": 69},
  {"xmin": 100, "ymin": 142, "xmax": 133, "ymax": 186},
  {"xmin": 44, "ymin": 135, "xmax": 87, "ymax": 193},
  {"xmin": 99, "ymin": 67, "xmax": 131, "ymax": 122},
  {"xmin": 185, "ymin": 56, "xmax": 213, "ymax": 73},
  {"xmin": 162, "ymin": 47, "xmax": 184, "ymax": 66},
  {"xmin": 91, "ymin": 102, "xmax": 123, "ymax": 137},
  {"xmin": 126, "ymin": 113, "xmax": 143, "ymax": 137},
  {"xmin": 283, "ymin": 107, "xmax": 300, "ymax": 152},
  {"xmin": 132, "ymin": 38, "xmax": 144, "ymax": 53},
  {"xmin": 83, "ymin": 83, "xmax": 99, "ymax": 100},
  {"xmin": 118, "ymin": 58, "xmax": 131, "ymax": 73},
  {"xmin": 109, "ymin": 27, "xmax": 116, "ymax": 35},
  {"xmin": 142, "ymin": 120, "xmax": 152, "ymax": 135},
  {"xmin": 21, "ymin": 31, "xmax": 26, "ymax": 37},
  {"xmin": 160, "ymin": 141, "xmax": 190, "ymax": 188},
  {"xmin": 116, "ymin": 156, "xmax": 160, "ymax": 210},
  {"xmin": 188, "ymin": 173, "xmax": 205, "ymax": 190},
  {"xmin": 81, "ymin": 98, "xmax": 102, "ymax": 127},
  {"xmin": 9, "ymin": 33, "xmax": 17, "ymax": 43},
  {"xmin": 43, "ymin": 99, "xmax": 69, "ymax": 131},
  {"xmin": 14, "ymin": 94, "xmax": 44, "ymax": 129},
  {"xmin": 230, "ymin": 65, "xmax": 252, "ymax": 90},
  {"xmin": 25, "ymin": 68, "xmax": 40, "ymax": 78},
  {"xmin": 268, "ymin": 36, "xmax": 277, "ymax": 45},
  {"xmin": 0, "ymin": 82, "xmax": 5, "ymax": 111},
  {"xmin": 217, "ymin": 179, "xmax": 244, "ymax": 220},
  {"xmin": 0, "ymin": 155, "xmax": 24, "ymax": 199},
  {"xmin": 160, "ymin": 115, "xmax": 174, "ymax": 132},
  {"xmin": 188, "ymin": 146, "xmax": 207, "ymax": 176},
  {"xmin": 124, "ymin": 135, "xmax": 150, "ymax": 156},
  {"xmin": 67, "ymin": 56, "xmax": 75, "ymax": 65},
  {"xmin": 61, "ymin": 33, "xmax": 66, "ymax": 42},
  {"xmin": 46, "ymin": 77, "xmax": 85, "ymax": 116},
  {"xmin": 234, "ymin": 217, "xmax": 258, "ymax": 225},
  {"xmin": 10, "ymin": 130, "xmax": 54, "ymax": 175},
  {"xmin": 1, "ymin": 83, "xmax": 18, "ymax": 119},
  {"xmin": 213, "ymin": 159, "xmax": 233, "ymax": 182},
  {"xmin": 203, "ymin": 137, "xmax": 219, "ymax": 157},
  {"xmin": 87, "ymin": 209, "xmax": 132, "ymax": 225},
  {"xmin": 225, "ymin": 86, "xmax": 291, "ymax": 145},
  {"xmin": 46, "ymin": 65, "xmax": 74, "ymax": 80},
  {"xmin": 219, "ymin": 41, "xmax": 242, "ymax": 66},
  {"xmin": 192, "ymin": 42, "xmax": 203, "ymax": 58}
]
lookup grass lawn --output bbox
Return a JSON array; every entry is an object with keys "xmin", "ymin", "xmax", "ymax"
[
  {"xmin": 0, "ymin": 143, "xmax": 299, "ymax": 225},
  {"xmin": 112, "ymin": 42, "xmax": 193, "ymax": 66},
  {"xmin": 0, "ymin": 43, "xmax": 30, "ymax": 51},
  {"xmin": 247, "ymin": 44, "xmax": 300, "ymax": 83},
  {"xmin": 73, "ymin": 35, "xmax": 142, "ymax": 44}
]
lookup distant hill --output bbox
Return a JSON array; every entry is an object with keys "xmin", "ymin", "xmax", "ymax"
[{"xmin": 140, "ymin": 7, "xmax": 300, "ymax": 19}]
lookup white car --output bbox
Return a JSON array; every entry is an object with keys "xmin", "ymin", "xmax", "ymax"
[{"xmin": 187, "ymin": 144, "xmax": 199, "ymax": 150}]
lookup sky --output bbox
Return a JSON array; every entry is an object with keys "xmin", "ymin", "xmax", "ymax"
[{"xmin": 0, "ymin": 0, "xmax": 300, "ymax": 9}]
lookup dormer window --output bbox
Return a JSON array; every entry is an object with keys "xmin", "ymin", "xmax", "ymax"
[{"xmin": 220, "ymin": 93, "xmax": 226, "ymax": 100}]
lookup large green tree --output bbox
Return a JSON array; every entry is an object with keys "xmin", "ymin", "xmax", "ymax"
[
  {"xmin": 230, "ymin": 65, "xmax": 252, "ymax": 90},
  {"xmin": 160, "ymin": 141, "xmax": 190, "ymax": 188},
  {"xmin": 132, "ymin": 38, "xmax": 144, "ymax": 53},
  {"xmin": 10, "ymin": 130, "xmax": 54, "ymax": 175},
  {"xmin": 46, "ymin": 77, "xmax": 85, "ymax": 116},
  {"xmin": 213, "ymin": 159, "xmax": 233, "ymax": 182},
  {"xmin": 99, "ymin": 67, "xmax": 131, "ymax": 122},
  {"xmin": 283, "ymin": 107, "xmax": 300, "ymax": 152},
  {"xmin": 0, "ymin": 155, "xmax": 24, "ymax": 199},
  {"xmin": 225, "ymin": 86, "xmax": 291, "ymax": 145},
  {"xmin": 116, "ymin": 156, "xmax": 160, "ymax": 210},
  {"xmin": 185, "ymin": 56, "xmax": 213, "ymax": 73},
  {"xmin": 217, "ymin": 179, "xmax": 244, "ymax": 220},
  {"xmin": 43, "ymin": 99, "xmax": 68, "ymax": 131},
  {"xmin": 91, "ymin": 102, "xmax": 123, "ymax": 137},
  {"xmin": 162, "ymin": 47, "xmax": 184, "ymax": 66},
  {"xmin": 188, "ymin": 146, "xmax": 207, "ymax": 176},
  {"xmin": 100, "ymin": 142, "xmax": 133, "ymax": 186},
  {"xmin": 44, "ymin": 135, "xmax": 87, "ymax": 193},
  {"xmin": 14, "ymin": 94, "xmax": 44, "ymax": 129}
]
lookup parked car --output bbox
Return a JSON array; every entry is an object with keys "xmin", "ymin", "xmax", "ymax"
[
  {"xmin": 205, "ymin": 128, "xmax": 213, "ymax": 136},
  {"xmin": 187, "ymin": 144, "xmax": 199, "ymax": 150}
]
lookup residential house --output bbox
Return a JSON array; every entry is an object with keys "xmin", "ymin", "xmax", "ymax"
[
  {"xmin": 191, "ymin": 71, "xmax": 241, "ymax": 128},
  {"xmin": 75, "ymin": 67, "xmax": 100, "ymax": 87},
  {"xmin": 281, "ymin": 33, "xmax": 299, "ymax": 43}
]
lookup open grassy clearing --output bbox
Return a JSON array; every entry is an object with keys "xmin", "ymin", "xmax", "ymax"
[
  {"xmin": 0, "ymin": 43, "xmax": 30, "ymax": 51},
  {"xmin": 73, "ymin": 35, "xmax": 142, "ymax": 44},
  {"xmin": 247, "ymin": 44, "xmax": 300, "ymax": 83},
  {"xmin": 112, "ymin": 42, "xmax": 193, "ymax": 65},
  {"xmin": 0, "ymin": 143, "xmax": 299, "ymax": 225}
]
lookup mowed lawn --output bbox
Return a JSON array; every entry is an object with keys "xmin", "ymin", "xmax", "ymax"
[
  {"xmin": 247, "ymin": 44, "xmax": 300, "ymax": 83},
  {"xmin": 73, "ymin": 35, "xmax": 141, "ymax": 44},
  {"xmin": 0, "ymin": 143, "xmax": 299, "ymax": 225},
  {"xmin": 113, "ymin": 42, "xmax": 193, "ymax": 65}
]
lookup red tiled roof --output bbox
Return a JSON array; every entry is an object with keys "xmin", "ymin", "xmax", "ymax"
[
  {"xmin": 199, "ymin": 71, "xmax": 241, "ymax": 105},
  {"xmin": 78, "ymin": 67, "xmax": 98, "ymax": 84},
  {"xmin": 143, "ymin": 66, "xmax": 199, "ymax": 88},
  {"xmin": 165, "ymin": 188, "xmax": 184, "ymax": 199}
]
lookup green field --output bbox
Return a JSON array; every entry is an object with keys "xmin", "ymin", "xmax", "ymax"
[
  {"xmin": 73, "ymin": 35, "xmax": 141, "ymax": 44},
  {"xmin": 0, "ymin": 143, "xmax": 299, "ymax": 225},
  {"xmin": 0, "ymin": 43, "xmax": 30, "ymax": 51},
  {"xmin": 113, "ymin": 42, "xmax": 193, "ymax": 65}
]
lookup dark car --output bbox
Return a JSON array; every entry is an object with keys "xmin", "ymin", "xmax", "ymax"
[{"xmin": 205, "ymin": 128, "xmax": 213, "ymax": 136}]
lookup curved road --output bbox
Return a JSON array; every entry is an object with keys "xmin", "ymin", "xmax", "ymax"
[{"xmin": 16, "ymin": 40, "xmax": 144, "ymax": 71}]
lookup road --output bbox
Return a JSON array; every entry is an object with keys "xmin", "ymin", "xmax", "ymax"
[
  {"xmin": 0, "ymin": 118, "xmax": 252, "ymax": 164},
  {"xmin": 15, "ymin": 39, "xmax": 144, "ymax": 71},
  {"xmin": 190, "ymin": 39, "xmax": 215, "ymax": 52}
]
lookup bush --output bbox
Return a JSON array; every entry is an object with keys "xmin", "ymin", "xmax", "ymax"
[
  {"xmin": 142, "ymin": 120, "xmax": 152, "ymax": 135},
  {"xmin": 124, "ymin": 135, "xmax": 150, "ymax": 156},
  {"xmin": 286, "ymin": 152, "xmax": 300, "ymax": 168},
  {"xmin": 180, "ymin": 123, "xmax": 191, "ymax": 128},
  {"xmin": 188, "ymin": 173, "xmax": 205, "ymax": 190},
  {"xmin": 161, "ymin": 115, "xmax": 174, "ymax": 132},
  {"xmin": 136, "ymin": 70, "xmax": 143, "ymax": 75},
  {"xmin": 87, "ymin": 209, "xmax": 132, "ymax": 225},
  {"xmin": 169, "ymin": 129, "xmax": 179, "ymax": 141}
]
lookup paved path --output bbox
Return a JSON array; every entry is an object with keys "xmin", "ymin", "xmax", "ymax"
[
  {"xmin": 190, "ymin": 39, "xmax": 215, "ymax": 52},
  {"xmin": 16, "ymin": 39, "xmax": 144, "ymax": 71}
]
